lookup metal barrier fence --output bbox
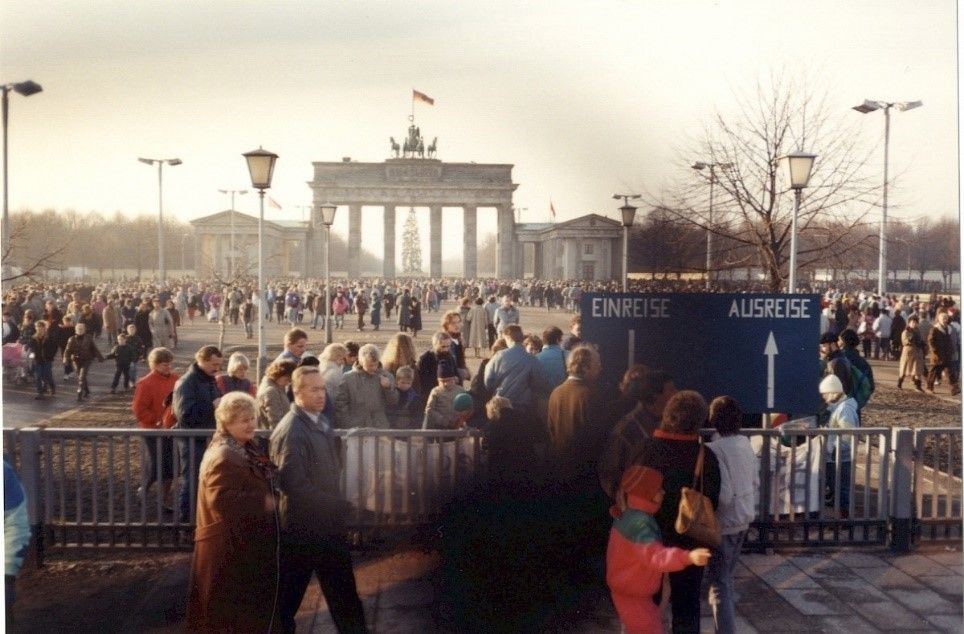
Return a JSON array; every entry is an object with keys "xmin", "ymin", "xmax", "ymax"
[
  {"xmin": 743, "ymin": 427, "xmax": 892, "ymax": 550},
  {"xmin": 2, "ymin": 425, "xmax": 959, "ymax": 562},
  {"xmin": 912, "ymin": 427, "xmax": 962, "ymax": 543}
]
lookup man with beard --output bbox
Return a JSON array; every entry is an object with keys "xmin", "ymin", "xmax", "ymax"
[{"xmin": 440, "ymin": 311, "xmax": 471, "ymax": 384}]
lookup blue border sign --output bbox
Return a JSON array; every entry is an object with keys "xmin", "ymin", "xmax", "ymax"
[{"xmin": 581, "ymin": 293, "xmax": 822, "ymax": 415}]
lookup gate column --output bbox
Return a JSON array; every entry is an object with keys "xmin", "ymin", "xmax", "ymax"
[
  {"xmin": 463, "ymin": 205, "xmax": 477, "ymax": 279},
  {"xmin": 348, "ymin": 204, "xmax": 362, "ymax": 278},
  {"xmin": 496, "ymin": 205, "xmax": 515, "ymax": 278},
  {"xmin": 384, "ymin": 206, "xmax": 396, "ymax": 279},
  {"xmin": 430, "ymin": 205, "xmax": 442, "ymax": 278}
]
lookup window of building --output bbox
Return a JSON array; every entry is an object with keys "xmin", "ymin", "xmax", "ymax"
[{"xmin": 584, "ymin": 243, "xmax": 594, "ymax": 255}]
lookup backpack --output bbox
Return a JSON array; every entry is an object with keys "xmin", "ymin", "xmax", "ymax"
[{"xmin": 849, "ymin": 364, "xmax": 873, "ymax": 410}]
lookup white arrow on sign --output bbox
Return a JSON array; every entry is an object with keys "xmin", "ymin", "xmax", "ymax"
[{"xmin": 764, "ymin": 331, "xmax": 778, "ymax": 409}]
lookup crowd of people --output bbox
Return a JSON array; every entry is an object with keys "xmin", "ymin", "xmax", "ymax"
[
  {"xmin": 2, "ymin": 276, "xmax": 962, "ymax": 633},
  {"xmin": 818, "ymin": 290, "xmax": 961, "ymax": 396}
]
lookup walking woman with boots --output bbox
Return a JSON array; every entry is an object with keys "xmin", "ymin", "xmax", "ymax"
[{"xmin": 898, "ymin": 316, "xmax": 926, "ymax": 392}]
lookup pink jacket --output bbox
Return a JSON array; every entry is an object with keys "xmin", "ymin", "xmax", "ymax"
[{"xmin": 606, "ymin": 508, "xmax": 692, "ymax": 598}]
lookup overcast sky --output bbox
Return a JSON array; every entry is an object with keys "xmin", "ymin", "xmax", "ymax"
[{"xmin": 1, "ymin": 0, "xmax": 958, "ymax": 261}]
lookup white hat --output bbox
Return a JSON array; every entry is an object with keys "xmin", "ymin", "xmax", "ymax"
[{"xmin": 819, "ymin": 374, "xmax": 844, "ymax": 395}]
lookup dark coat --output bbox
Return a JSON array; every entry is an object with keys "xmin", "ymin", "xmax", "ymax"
[
  {"xmin": 185, "ymin": 435, "xmax": 278, "ymax": 632},
  {"xmin": 398, "ymin": 293, "xmax": 412, "ymax": 326},
  {"xmin": 106, "ymin": 343, "xmax": 136, "ymax": 368},
  {"xmin": 928, "ymin": 324, "xmax": 954, "ymax": 365},
  {"xmin": 28, "ymin": 332, "xmax": 59, "ymax": 363},
  {"xmin": 135, "ymin": 309, "xmax": 153, "ymax": 348},
  {"xmin": 269, "ymin": 404, "xmax": 351, "ymax": 540},
  {"xmin": 416, "ymin": 350, "xmax": 446, "ymax": 401},
  {"xmin": 546, "ymin": 377, "xmax": 608, "ymax": 488},
  {"xmin": 64, "ymin": 333, "xmax": 103, "ymax": 366},
  {"xmin": 636, "ymin": 430, "xmax": 722, "ymax": 550},
  {"xmin": 173, "ymin": 362, "xmax": 220, "ymax": 429},
  {"xmin": 409, "ymin": 299, "xmax": 423, "ymax": 332}
]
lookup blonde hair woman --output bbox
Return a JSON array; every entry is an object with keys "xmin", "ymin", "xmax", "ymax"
[{"xmin": 185, "ymin": 392, "xmax": 279, "ymax": 632}]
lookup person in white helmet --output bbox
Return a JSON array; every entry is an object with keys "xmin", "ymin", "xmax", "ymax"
[{"xmin": 819, "ymin": 374, "xmax": 858, "ymax": 518}]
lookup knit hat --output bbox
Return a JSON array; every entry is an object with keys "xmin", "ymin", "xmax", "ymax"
[
  {"xmin": 436, "ymin": 354, "xmax": 458, "ymax": 379},
  {"xmin": 452, "ymin": 392, "xmax": 473, "ymax": 412},
  {"xmin": 819, "ymin": 374, "xmax": 844, "ymax": 395},
  {"xmin": 618, "ymin": 465, "xmax": 664, "ymax": 515}
]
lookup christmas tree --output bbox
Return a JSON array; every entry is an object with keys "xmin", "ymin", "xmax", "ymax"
[{"xmin": 401, "ymin": 208, "xmax": 423, "ymax": 275}]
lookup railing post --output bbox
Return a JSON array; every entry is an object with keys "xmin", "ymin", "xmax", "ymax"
[
  {"xmin": 18, "ymin": 427, "xmax": 45, "ymax": 567},
  {"xmin": 890, "ymin": 427, "xmax": 914, "ymax": 552}
]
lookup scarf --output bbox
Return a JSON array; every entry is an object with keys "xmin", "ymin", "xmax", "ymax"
[{"xmin": 213, "ymin": 432, "xmax": 278, "ymax": 483}]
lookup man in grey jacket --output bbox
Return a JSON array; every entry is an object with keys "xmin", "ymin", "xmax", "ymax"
[{"xmin": 270, "ymin": 366, "xmax": 367, "ymax": 633}]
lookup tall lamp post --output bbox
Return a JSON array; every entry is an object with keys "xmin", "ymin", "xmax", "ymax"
[
  {"xmin": 319, "ymin": 203, "xmax": 337, "ymax": 344},
  {"xmin": 777, "ymin": 151, "xmax": 817, "ymax": 293},
  {"xmin": 138, "ymin": 157, "xmax": 182, "ymax": 286},
  {"xmin": 691, "ymin": 161, "xmax": 732, "ymax": 290},
  {"xmin": 613, "ymin": 194, "xmax": 639, "ymax": 291},
  {"xmin": 3, "ymin": 80, "xmax": 43, "ymax": 281},
  {"xmin": 852, "ymin": 99, "xmax": 922, "ymax": 296},
  {"xmin": 242, "ymin": 147, "xmax": 278, "ymax": 380},
  {"xmin": 181, "ymin": 232, "xmax": 190, "ymax": 273},
  {"xmin": 218, "ymin": 188, "xmax": 248, "ymax": 274}
]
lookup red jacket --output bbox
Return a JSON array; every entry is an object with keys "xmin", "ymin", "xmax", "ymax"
[
  {"xmin": 606, "ymin": 508, "xmax": 692, "ymax": 598},
  {"xmin": 133, "ymin": 370, "xmax": 180, "ymax": 429}
]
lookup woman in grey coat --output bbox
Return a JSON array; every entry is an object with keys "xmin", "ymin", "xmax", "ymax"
[
  {"xmin": 255, "ymin": 360, "xmax": 296, "ymax": 430},
  {"xmin": 334, "ymin": 344, "xmax": 399, "ymax": 429}
]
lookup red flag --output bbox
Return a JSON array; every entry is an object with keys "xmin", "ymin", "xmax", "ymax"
[
  {"xmin": 268, "ymin": 197, "xmax": 282, "ymax": 210},
  {"xmin": 413, "ymin": 90, "xmax": 435, "ymax": 105}
]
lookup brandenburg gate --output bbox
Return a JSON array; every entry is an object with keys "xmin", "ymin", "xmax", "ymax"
[{"xmin": 307, "ymin": 126, "xmax": 518, "ymax": 279}]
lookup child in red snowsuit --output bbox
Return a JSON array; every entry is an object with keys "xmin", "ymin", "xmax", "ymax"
[{"xmin": 606, "ymin": 465, "xmax": 711, "ymax": 634}]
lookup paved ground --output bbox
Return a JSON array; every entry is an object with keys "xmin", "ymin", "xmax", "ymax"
[{"xmin": 19, "ymin": 544, "xmax": 959, "ymax": 633}]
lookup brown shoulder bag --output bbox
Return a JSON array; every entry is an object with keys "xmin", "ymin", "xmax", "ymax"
[{"xmin": 674, "ymin": 444, "xmax": 721, "ymax": 548}]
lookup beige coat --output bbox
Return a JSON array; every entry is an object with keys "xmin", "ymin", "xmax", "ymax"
[
  {"xmin": 899, "ymin": 329, "xmax": 926, "ymax": 379},
  {"xmin": 465, "ymin": 303, "xmax": 489, "ymax": 350},
  {"xmin": 256, "ymin": 378, "xmax": 290, "ymax": 430}
]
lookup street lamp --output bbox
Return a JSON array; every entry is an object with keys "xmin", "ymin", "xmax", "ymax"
[
  {"xmin": 181, "ymin": 232, "xmax": 190, "ymax": 273},
  {"xmin": 852, "ymin": 99, "xmax": 922, "ymax": 296},
  {"xmin": 218, "ymin": 188, "xmax": 248, "ymax": 275},
  {"xmin": 2, "ymin": 80, "xmax": 42, "ymax": 282},
  {"xmin": 777, "ymin": 150, "xmax": 817, "ymax": 294},
  {"xmin": 613, "ymin": 194, "xmax": 639, "ymax": 291},
  {"xmin": 319, "ymin": 203, "xmax": 337, "ymax": 344},
  {"xmin": 138, "ymin": 157, "xmax": 182, "ymax": 286},
  {"xmin": 242, "ymin": 147, "xmax": 278, "ymax": 380},
  {"xmin": 691, "ymin": 161, "xmax": 732, "ymax": 290}
]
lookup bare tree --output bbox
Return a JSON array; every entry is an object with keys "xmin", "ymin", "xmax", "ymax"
[
  {"xmin": 1, "ymin": 214, "xmax": 68, "ymax": 284},
  {"xmin": 651, "ymin": 73, "xmax": 880, "ymax": 291}
]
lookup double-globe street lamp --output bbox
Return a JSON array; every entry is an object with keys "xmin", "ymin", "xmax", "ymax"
[
  {"xmin": 852, "ymin": 99, "xmax": 922, "ymax": 297},
  {"xmin": 613, "ymin": 194, "xmax": 639, "ymax": 292},
  {"xmin": 777, "ymin": 151, "xmax": 817, "ymax": 293},
  {"xmin": 2, "ymin": 79, "xmax": 43, "ymax": 282},
  {"xmin": 319, "ymin": 203, "xmax": 337, "ymax": 344},
  {"xmin": 242, "ymin": 147, "xmax": 278, "ymax": 380},
  {"xmin": 138, "ymin": 157, "xmax": 182, "ymax": 286},
  {"xmin": 691, "ymin": 161, "xmax": 732, "ymax": 290}
]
